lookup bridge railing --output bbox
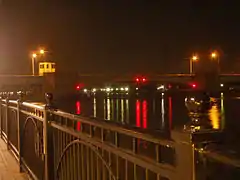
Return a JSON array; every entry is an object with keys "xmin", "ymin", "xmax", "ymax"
[{"xmin": 0, "ymin": 94, "xmax": 195, "ymax": 180}]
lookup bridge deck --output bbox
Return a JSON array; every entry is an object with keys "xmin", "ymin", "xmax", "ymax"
[{"xmin": 0, "ymin": 138, "xmax": 29, "ymax": 180}]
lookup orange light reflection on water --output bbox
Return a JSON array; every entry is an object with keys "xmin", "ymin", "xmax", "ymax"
[{"xmin": 208, "ymin": 105, "xmax": 220, "ymax": 130}]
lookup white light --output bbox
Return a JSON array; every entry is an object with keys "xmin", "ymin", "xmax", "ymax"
[
  {"xmin": 190, "ymin": 97, "xmax": 195, "ymax": 101},
  {"xmin": 116, "ymin": 88, "xmax": 119, "ymax": 91},
  {"xmin": 92, "ymin": 88, "xmax": 96, "ymax": 92},
  {"xmin": 136, "ymin": 87, "xmax": 138, "ymax": 90},
  {"xmin": 106, "ymin": 88, "xmax": 110, "ymax": 92},
  {"xmin": 220, "ymin": 83, "xmax": 224, "ymax": 87},
  {"xmin": 111, "ymin": 88, "xmax": 114, "ymax": 91},
  {"xmin": 125, "ymin": 87, "xmax": 129, "ymax": 91},
  {"xmin": 120, "ymin": 87, "xmax": 124, "ymax": 91},
  {"xmin": 83, "ymin": 89, "xmax": 87, "ymax": 93},
  {"xmin": 157, "ymin": 85, "xmax": 165, "ymax": 90},
  {"xmin": 161, "ymin": 93, "xmax": 164, "ymax": 96}
]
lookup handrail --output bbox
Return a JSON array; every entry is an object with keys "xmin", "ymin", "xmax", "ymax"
[
  {"xmin": 52, "ymin": 109, "xmax": 175, "ymax": 147},
  {"xmin": 22, "ymin": 102, "xmax": 45, "ymax": 111}
]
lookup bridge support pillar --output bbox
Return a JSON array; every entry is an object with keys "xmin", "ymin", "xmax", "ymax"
[{"xmin": 171, "ymin": 129, "xmax": 195, "ymax": 180}]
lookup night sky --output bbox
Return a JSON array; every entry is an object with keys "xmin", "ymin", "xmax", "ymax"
[{"xmin": 1, "ymin": 1, "xmax": 240, "ymax": 75}]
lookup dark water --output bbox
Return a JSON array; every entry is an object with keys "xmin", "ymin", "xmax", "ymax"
[{"xmin": 56, "ymin": 92, "xmax": 240, "ymax": 151}]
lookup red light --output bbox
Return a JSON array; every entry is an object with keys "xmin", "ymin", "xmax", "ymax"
[
  {"xmin": 76, "ymin": 83, "xmax": 84, "ymax": 90},
  {"xmin": 192, "ymin": 84, "xmax": 196, "ymax": 88},
  {"xmin": 136, "ymin": 78, "xmax": 139, "ymax": 82},
  {"xmin": 142, "ymin": 78, "xmax": 146, "ymax": 82}
]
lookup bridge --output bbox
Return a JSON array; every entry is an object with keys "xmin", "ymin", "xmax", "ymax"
[
  {"xmin": 0, "ymin": 93, "xmax": 238, "ymax": 180},
  {"xmin": 0, "ymin": 73, "xmax": 240, "ymax": 101}
]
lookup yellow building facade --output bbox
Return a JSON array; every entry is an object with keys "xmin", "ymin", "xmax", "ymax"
[{"xmin": 39, "ymin": 62, "xmax": 56, "ymax": 76}]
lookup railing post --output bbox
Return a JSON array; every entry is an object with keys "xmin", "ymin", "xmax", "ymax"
[
  {"xmin": 17, "ymin": 91, "xmax": 24, "ymax": 172},
  {"xmin": 0, "ymin": 97, "xmax": 2, "ymax": 138},
  {"xmin": 43, "ymin": 93, "xmax": 54, "ymax": 180},
  {"xmin": 5, "ymin": 97, "xmax": 10, "ymax": 150},
  {"xmin": 171, "ymin": 129, "xmax": 195, "ymax": 180}
]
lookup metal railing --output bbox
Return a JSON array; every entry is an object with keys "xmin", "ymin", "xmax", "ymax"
[{"xmin": 0, "ymin": 93, "xmax": 195, "ymax": 180}]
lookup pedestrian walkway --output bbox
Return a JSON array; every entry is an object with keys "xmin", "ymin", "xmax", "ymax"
[{"xmin": 0, "ymin": 138, "xmax": 29, "ymax": 180}]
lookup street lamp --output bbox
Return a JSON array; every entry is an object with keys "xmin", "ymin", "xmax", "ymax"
[
  {"xmin": 40, "ymin": 49, "xmax": 45, "ymax": 54},
  {"xmin": 211, "ymin": 51, "xmax": 220, "ymax": 72},
  {"xmin": 190, "ymin": 55, "xmax": 198, "ymax": 74},
  {"xmin": 32, "ymin": 53, "xmax": 37, "ymax": 76}
]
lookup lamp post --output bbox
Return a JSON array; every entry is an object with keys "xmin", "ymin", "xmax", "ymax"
[
  {"xmin": 211, "ymin": 52, "xmax": 220, "ymax": 72},
  {"xmin": 190, "ymin": 55, "xmax": 198, "ymax": 74},
  {"xmin": 32, "ymin": 53, "xmax": 37, "ymax": 76}
]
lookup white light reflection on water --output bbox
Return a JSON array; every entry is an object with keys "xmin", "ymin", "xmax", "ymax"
[
  {"xmin": 126, "ymin": 99, "xmax": 129, "ymax": 123},
  {"xmin": 93, "ymin": 97, "xmax": 96, "ymax": 118},
  {"xmin": 161, "ymin": 95, "xmax": 165, "ymax": 129},
  {"xmin": 107, "ymin": 98, "xmax": 111, "ymax": 120},
  {"xmin": 121, "ymin": 99, "xmax": 125, "ymax": 123},
  {"xmin": 220, "ymin": 93, "xmax": 225, "ymax": 129}
]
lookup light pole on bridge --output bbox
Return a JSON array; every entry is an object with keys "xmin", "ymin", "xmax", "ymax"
[
  {"xmin": 190, "ymin": 55, "xmax": 198, "ymax": 74},
  {"xmin": 31, "ymin": 49, "xmax": 46, "ymax": 76},
  {"xmin": 211, "ymin": 52, "xmax": 220, "ymax": 73}
]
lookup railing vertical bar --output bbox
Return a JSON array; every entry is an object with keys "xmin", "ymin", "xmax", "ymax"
[
  {"xmin": 145, "ymin": 169, "xmax": 149, "ymax": 180},
  {"xmin": 134, "ymin": 164, "xmax": 137, "ymax": 180},
  {"xmin": 67, "ymin": 134, "xmax": 73, "ymax": 180},
  {"xmin": 115, "ymin": 155, "xmax": 119, "ymax": 179},
  {"xmin": 81, "ymin": 143, "xmax": 85, "ymax": 180},
  {"xmin": 102, "ymin": 149, "xmax": 106, "ymax": 180},
  {"xmin": 60, "ymin": 130, "xmax": 64, "ymax": 180},
  {"xmin": 17, "ymin": 100, "xmax": 23, "ymax": 172},
  {"xmin": 87, "ymin": 146, "xmax": 90, "ymax": 180},
  {"xmin": 108, "ymin": 151, "xmax": 111, "ymax": 180},
  {"xmin": 77, "ymin": 142, "xmax": 80, "ymax": 179},
  {"xmin": 5, "ymin": 99, "xmax": 9, "ymax": 150},
  {"xmin": 63, "ymin": 132, "xmax": 67, "ymax": 180},
  {"xmin": 125, "ymin": 159, "xmax": 128, "ymax": 180},
  {"xmin": 73, "ymin": 138, "xmax": 77, "ymax": 180},
  {"xmin": 91, "ymin": 147, "xmax": 94, "ymax": 180},
  {"xmin": 0, "ymin": 99, "xmax": 2, "ymax": 138},
  {"xmin": 96, "ymin": 147, "xmax": 100, "ymax": 180},
  {"xmin": 157, "ymin": 173, "xmax": 160, "ymax": 180}
]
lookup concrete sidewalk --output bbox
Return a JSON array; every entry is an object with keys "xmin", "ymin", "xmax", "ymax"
[{"xmin": 0, "ymin": 138, "xmax": 29, "ymax": 180}]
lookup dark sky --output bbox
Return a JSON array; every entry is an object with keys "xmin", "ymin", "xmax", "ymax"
[{"xmin": 1, "ymin": 1, "xmax": 240, "ymax": 75}]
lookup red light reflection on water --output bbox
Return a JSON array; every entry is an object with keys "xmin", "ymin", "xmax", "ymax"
[
  {"xmin": 76, "ymin": 101, "xmax": 81, "ymax": 131},
  {"xmin": 142, "ymin": 100, "xmax": 147, "ymax": 129},
  {"xmin": 136, "ymin": 100, "xmax": 148, "ymax": 149},
  {"xmin": 136, "ymin": 100, "xmax": 141, "ymax": 127}
]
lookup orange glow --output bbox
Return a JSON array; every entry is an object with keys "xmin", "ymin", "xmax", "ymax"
[
  {"xmin": 142, "ymin": 100, "xmax": 147, "ymax": 129},
  {"xmin": 192, "ymin": 55, "xmax": 198, "ymax": 61},
  {"xmin": 136, "ymin": 100, "xmax": 141, "ymax": 127},
  {"xmin": 209, "ymin": 105, "xmax": 220, "ymax": 129},
  {"xmin": 211, "ymin": 52, "xmax": 217, "ymax": 58},
  {"xmin": 40, "ymin": 49, "xmax": 45, "ymax": 54},
  {"xmin": 168, "ymin": 97, "xmax": 172, "ymax": 129},
  {"xmin": 32, "ymin": 53, "xmax": 37, "ymax": 58}
]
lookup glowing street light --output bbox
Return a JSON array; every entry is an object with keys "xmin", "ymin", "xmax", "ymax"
[
  {"xmin": 211, "ymin": 52, "xmax": 217, "ymax": 58},
  {"xmin": 211, "ymin": 51, "xmax": 220, "ymax": 72},
  {"xmin": 31, "ymin": 53, "xmax": 37, "ymax": 75},
  {"xmin": 32, "ymin": 53, "xmax": 37, "ymax": 58},
  {"xmin": 192, "ymin": 55, "xmax": 198, "ymax": 61},
  {"xmin": 40, "ymin": 49, "xmax": 45, "ymax": 54},
  {"xmin": 190, "ymin": 55, "xmax": 198, "ymax": 74}
]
